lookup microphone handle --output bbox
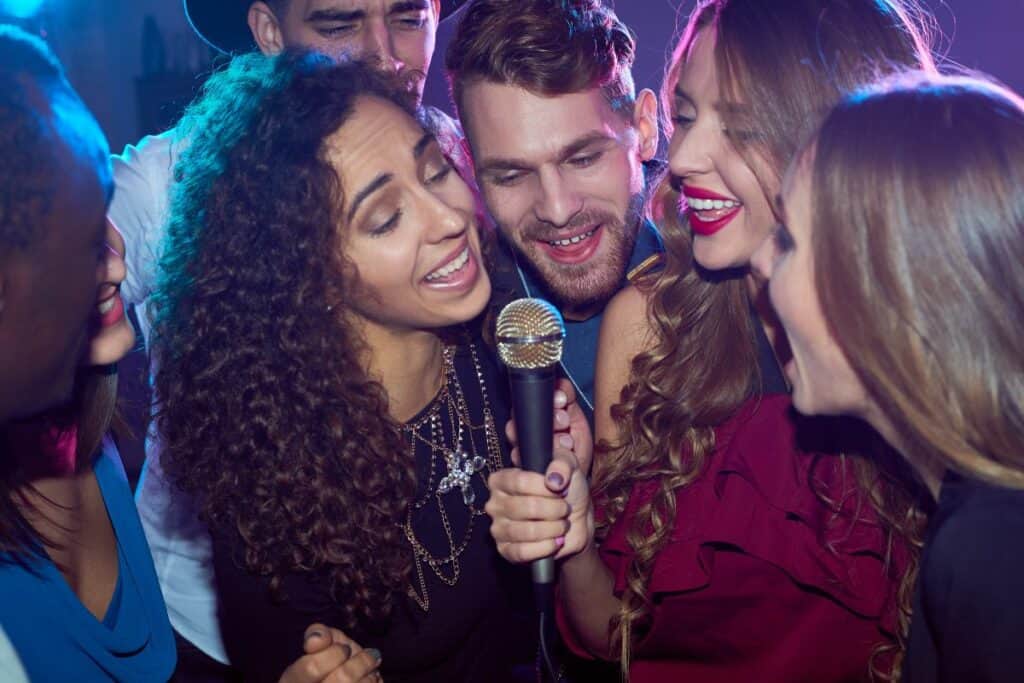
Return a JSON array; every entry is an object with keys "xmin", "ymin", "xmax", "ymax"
[{"xmin": 507, "ymin": 365, "xmax": 557, "ymax": 590}]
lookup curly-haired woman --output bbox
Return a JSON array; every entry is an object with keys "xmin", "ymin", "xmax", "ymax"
[
  {"xmin": 486, "ymin": 1, "xmax": 942, "ymax": 681},
  {"xmin": 753, "ymin": 72, "xmax": 1024, "ymax": 683},
  {"xmin": 150, "ymin": 52, "xmax": 535, "ymax": 682}
]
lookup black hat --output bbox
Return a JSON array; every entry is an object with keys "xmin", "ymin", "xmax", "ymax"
[{"xmin": 185, "ymin": 0, "xmax": 463, "ymax": 55}]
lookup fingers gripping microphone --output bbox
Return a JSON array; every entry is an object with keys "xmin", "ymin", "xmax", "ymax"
[{"xmin": 496, "ymin": 298, "xmax": 566, "ymax": 606}]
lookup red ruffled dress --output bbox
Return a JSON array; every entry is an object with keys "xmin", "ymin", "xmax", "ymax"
[{"xmin": 559, "ymin": 394, "xmax": 906, "ymax": 682}]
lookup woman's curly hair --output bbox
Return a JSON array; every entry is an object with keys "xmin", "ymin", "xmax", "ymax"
[
  {"xmin": 592, "ymin": 0, "xmax": 937, "ymax": 677},
  {"xmin": 150, "ymin": 52, "xmax": 426, "ymax": 631}
]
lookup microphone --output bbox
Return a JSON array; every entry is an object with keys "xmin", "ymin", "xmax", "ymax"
[{"xmin": 495, "ymin": 298, "xmax": 566, "ymax": 610}]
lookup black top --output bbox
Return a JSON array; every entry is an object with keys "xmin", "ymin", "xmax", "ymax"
[
  {"xmin": 902, "ymin": 473, "xmax": 1024, "ymax": 682},
  {"xmin": 211, "ymin": 338, "xmax": 535, "ymax": 682}
]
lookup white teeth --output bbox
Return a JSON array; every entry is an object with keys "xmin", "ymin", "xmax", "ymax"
[
  {"xmin": 685, "ymin": 196, "xmax": 741, "ymax": 211},
  {"xmin": 548, "ymin": 228, "xmax": 596, "ymax": 247},
  {"xmin": 425, "ymin": 247, "xmax": 470, "ymax": 281},
  {"xmin": 97, "ymin": 297, "xmax": 115, "ymax": 315}
]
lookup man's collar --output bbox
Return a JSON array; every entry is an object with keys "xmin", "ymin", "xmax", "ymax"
[{"xmin": 625, "ymin": 218, "xmax": 663, "ymax": 284}]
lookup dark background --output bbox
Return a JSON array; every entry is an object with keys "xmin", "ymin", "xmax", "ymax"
[
  {"xmin": 6, "ymin": 0, "xmax": 1021, "ymax": 152},
  {"xmin": 4, "ymin": 0, "xmax": 1020, "ymax": 481}
]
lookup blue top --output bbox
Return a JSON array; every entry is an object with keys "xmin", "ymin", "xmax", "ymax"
[
  {"xmin": 498, "ymin": 218, "xmax": 664, "ymax": 420},
  {"xmin": 0, "ymin": 442, "xmax": 176, "ymax": 682}
]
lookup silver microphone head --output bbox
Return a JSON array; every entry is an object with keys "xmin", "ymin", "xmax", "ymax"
[{"xmin": 495, "ymin": 298, "xmax": 566, "ymax": 370}]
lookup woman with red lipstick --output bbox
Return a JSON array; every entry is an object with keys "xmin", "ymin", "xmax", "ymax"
[
  {"xmin": 149, "ymin": 52, "xmax": 535, "ymax": 682},
  {"xmin": 753, "ymin": 73, "xmax": 1024, "ymax": 683},
  {"xmin": 0, "ymin": 220, "xmax": 177, "ymax": 680},
  {"xmin": 487, "ymin": 0, "xmax": 939, "ymax": 680}
]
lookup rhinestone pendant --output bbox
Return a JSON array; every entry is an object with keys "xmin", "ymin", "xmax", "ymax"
[{"xmin": 437, "ymin": 448, "xmax": 487, "ymax": 505}]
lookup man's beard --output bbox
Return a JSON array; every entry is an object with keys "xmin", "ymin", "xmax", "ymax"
[{"xmin": 504, "ymin": 191, "xmax": 644, "ymax": 315}]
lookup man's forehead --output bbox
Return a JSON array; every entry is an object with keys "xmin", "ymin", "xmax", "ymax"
[
  {"xmin": 294, "ymin": 0, "xmax": 428, "ymax": 15},
  {"xmin": 464, "ymin": 81, "xmax": 629, "ymax": 158}
]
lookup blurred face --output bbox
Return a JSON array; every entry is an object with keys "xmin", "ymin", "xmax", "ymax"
[
  {"xmin": 461, "ymin": 82, "xmax": 657, "ymax": 319},
  {"xmin": 667, "ymin": 27, "xmax": 776, "ymax": 271},
  {"xmin": 751, "ymin": 155, "xmax": 869, "ymax": 417},
  {"xmin": 0, "ymin": 88, "xmax": 112, "ymax": 422},
  {"xmin": 255, "ymin": 0, "xmax": 440, "ymax": 104},
  {"xmin": 330, "ymin": 96, "xmax": 491, "ymax": 333},
  {"xmin": 87, "ymin": 219, "xmax": 135, "ymax": 366}
]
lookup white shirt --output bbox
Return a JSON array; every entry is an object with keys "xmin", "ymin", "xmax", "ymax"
[{"xmin": 108, "ymin": 129, "xmax": 232, "ymax": 664}]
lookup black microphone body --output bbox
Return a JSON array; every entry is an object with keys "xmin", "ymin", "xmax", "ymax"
[
  {"xmin": 508, "ymin": 363, "xmax": 557, "ymax": 592},
  {"xmin": 495, "ymin": 297, "xmax": 566, "ymax": 614}
]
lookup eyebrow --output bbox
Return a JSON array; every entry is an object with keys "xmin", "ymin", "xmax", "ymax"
[
  {"xmin": 716, "ymin": 102, "xmax": 752, "ymax": 117},
  {"xmin": 347, "ymin": 173, "xmax": 393, "ymax": 222},
  {"xmin": 307, "ymin": 1, "xmax": 428, "ymax": 22},
  {"xmin": 477, "ymin": 131, "xmax": 614, "ymax": 174},
  {"xmin": 344, "ymin": 133, "xmax": 434, "ymax": 222},
  {"xmin": 389, "ymin": 0, "xmax": 429, "ymax": 13}
]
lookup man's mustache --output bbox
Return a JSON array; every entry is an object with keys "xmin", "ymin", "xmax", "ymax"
[{"xmin": 522, "ymin": 210, "xmax": 622, "ymax": 243}]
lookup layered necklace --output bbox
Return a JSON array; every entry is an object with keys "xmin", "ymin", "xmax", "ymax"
[{"xmin": 401, "ymin": 342, "xmax": 504, "ymax": 612}]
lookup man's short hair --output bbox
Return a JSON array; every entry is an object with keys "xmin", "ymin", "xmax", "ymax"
[
  {"xmin": 0, "ymin": 25, "xmax": 66, "ymax": 250},
  {"xmin": 445, "ymin": 0, "xmax": 637, "ymax": 120}
]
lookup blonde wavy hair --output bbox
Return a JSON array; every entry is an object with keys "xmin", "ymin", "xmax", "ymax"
[{"xmin": 591, "ymin": 0, "xmax": 937, "ymax": 678}]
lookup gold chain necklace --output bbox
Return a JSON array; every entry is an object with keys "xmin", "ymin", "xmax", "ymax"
[{"xmin": 401, "ymin": 342, "xmax": 504, "ymax": 612}]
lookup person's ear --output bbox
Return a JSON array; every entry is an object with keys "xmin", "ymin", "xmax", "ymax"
[
  {"xmin": 431, "ymin": 0, "xmax": 442, "ymax": 23},
  {"xmin": 632, "ymin": 88, "xmax": 660, "ymax": 162},
  {"xmin": 249, "ymin": 1, "xmax": 286, "ymax": 56}
]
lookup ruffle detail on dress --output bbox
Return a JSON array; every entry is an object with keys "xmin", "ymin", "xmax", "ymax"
[{"xmin": 601, "ymin": 394, "xmax": 903, "ymax": 635}]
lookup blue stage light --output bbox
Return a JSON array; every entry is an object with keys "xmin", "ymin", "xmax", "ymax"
[{"xmin": 0, "ymin": 0, "xmax": 45, "ymax": 19}]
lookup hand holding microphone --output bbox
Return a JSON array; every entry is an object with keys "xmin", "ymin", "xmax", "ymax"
[{"xmin": 485, "ymin": 299, "xmax": 596, "ymax": 601}]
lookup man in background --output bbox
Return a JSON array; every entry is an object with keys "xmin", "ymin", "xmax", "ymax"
[{"xmin": 446, "ymin": 0, "xmax": 663, "ymax": 420}]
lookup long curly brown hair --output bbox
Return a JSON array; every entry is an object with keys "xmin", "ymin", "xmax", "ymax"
[
  {"xmin": 591, "ymin": 0, "xmax": 937, "ymax": 677},
  {"xmin": 150, "ymin": 53, "xmax": 428, "ymax": 631}
]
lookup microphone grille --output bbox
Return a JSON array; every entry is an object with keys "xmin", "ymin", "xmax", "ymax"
[{"xmin": 495, "ymin": 298, "xmax": 566, "ymax": 370}]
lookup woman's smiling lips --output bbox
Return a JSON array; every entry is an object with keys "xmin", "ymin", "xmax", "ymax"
[{"xmin": 683, "ymin": 185, "xmax": 743, "ymax": 236}]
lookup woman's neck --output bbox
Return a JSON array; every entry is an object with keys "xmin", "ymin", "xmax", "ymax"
[
  {"xmin": 5, "ymin": 420, "xmax": 80, "ymax": 479},
  {"xmin": 747, "ymin": 271, "xmax": 792, "ymax": 371},
  {"xmin": 359, "ymin": 323, "xmax": 447, "ymax": 423}
]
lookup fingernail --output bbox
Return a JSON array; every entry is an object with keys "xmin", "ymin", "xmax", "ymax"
[
  {"xmin": 555, "ymin": 411, "xmax": 569, "ymax": 426},
  {"xmin": 547, "ymin": 472, "xmax": 564, "ymax": 488},
  {"xmin": 304, "ymin": 629, "xmax": 324, "ymax": 642},
  {"xmin": 555, "ymin": 536, "xmax": 565, "ymax": 547},
  {"xmin": 558, "ymin": 434, "xmax": 574, "ymax": 449},
  {"xmin": 554, "ymin": 391, "xmax": 567, "ymax": 407},
  {"xmin": 366, "ymin": 648, "xmax": 382, "ymax": 662}
]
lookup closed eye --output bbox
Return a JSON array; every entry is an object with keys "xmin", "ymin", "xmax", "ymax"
[
  {"xmin": 426, "ymin": 164, "xmax": 452, "ymax": 185},
  {"xmin": 489, "ymin": 170, "xmax": 526, "ymax": 187},
  {"xmin": 568, "ymin": 151, "xmax": 602, "ymax": 168},
  {"xmin": 672, "ymin": 114, "xmax": 695, "ymax": 128},
  {"xmin": 318, "ymin": 24, "xmax": 357, "ymax": 37},
  {"xmin": 370, "ymin": 209, "xmax": 403, "ymax": 237}
]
